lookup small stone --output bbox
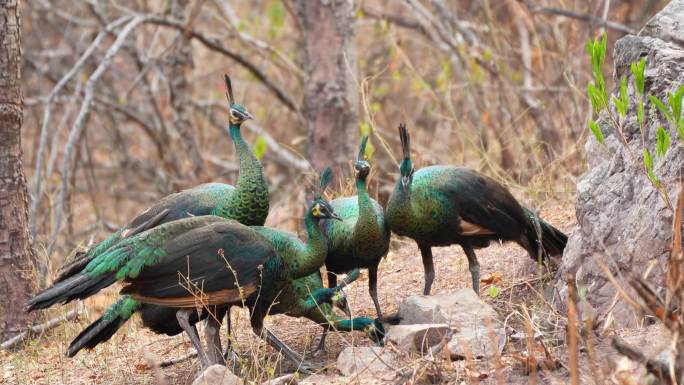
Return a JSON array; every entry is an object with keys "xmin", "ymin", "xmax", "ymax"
[
  {"xmin": 336, "ymin": 346, "xmax": 398, "ymax": 379},
  {"xmin": 192, "ymin": 364, "xmax": 240, "ymax": 385},
  {"xmin": 385, "ymin": 324, "xmax": 450, "ymax": 353},
  {"xmin": 397, "ymin": 289, "xmax": 505, "ymax": 359}
]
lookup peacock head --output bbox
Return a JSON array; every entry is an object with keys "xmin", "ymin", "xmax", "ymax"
[
  {"xmin": 224, "ymin": 74, "xmax": 253, "ymax": 126},
  {"xmin": 354, "ymin": 136, "xmax": 371, "ymax": 180},
  {"xmin": 397, "ymin": 123, "xmax": 414, "ymax": 192},
  {"xmin": 311, "ymin": 167, "xmax": 342, "ymax": 221},
  {"xmin": 359, "ymin": 318, "xmax": 386, "ymax": 345}
]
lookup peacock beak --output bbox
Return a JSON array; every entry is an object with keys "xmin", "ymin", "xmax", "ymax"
[
  {"xmin": 245, "ymin": 111, "xmax": 253, "ymax": 120},
  {"xmin": 330, "ymin": 212, "xmax": 342, "ymax": 221}
]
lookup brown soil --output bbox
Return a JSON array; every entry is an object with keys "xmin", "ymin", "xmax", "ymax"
[{"xmin": 3, "ymin": 201, "xmax": 659, "ymax": 385}]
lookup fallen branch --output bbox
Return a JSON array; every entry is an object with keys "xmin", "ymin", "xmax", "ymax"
[
  {"xmin": 1, "ymin": 308, "xmax": 80, "ymax": 350},
  {"xmin": 159, "ymin": 350, "xmax": 198, "ymax": 368}
]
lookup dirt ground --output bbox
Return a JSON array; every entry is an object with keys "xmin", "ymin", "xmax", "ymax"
[{"xmin": 2, "ymin": 201, "xmax": 667, "ymax": 384}]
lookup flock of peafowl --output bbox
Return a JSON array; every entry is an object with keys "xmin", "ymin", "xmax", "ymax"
[{"xmin": 25, "ymin": 74, "xmax": 568, "ymax": 374}]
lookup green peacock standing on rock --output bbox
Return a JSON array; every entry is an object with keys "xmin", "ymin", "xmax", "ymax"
[
  {"xmin": 322, "ymin": 136, "xmax": 390, "ymax": 321},
  {"xmin": 54, "ymin": 74, "xmax": 268, "ymax": 281},
  {"xmin": 386, "ymin": 123, "xmax": 567, "ymax": 295}
]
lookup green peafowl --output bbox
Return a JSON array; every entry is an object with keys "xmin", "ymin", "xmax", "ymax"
[
  {"xmin": 66, "ymin": 269, "xmax": 384, "ymax": 364},
  {"xmin": 55, "ymin": 74, "xmax": 268, "ymax": 283},
  {"xmin": 26, "ymin": 215, "xmax": 291, "ymax": 368},
  {"xmin": 322, "ymin": 136, "xmax": 390, "ymax": 320},
  {"xmin": 39, "ymin": 168, "xmax": 344, "ymax": 370},
  {"xmin": 385, "ymin": 123, "xmax": 567, "ymax": 295}
]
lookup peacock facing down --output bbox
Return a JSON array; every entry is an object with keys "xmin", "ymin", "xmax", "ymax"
[
  {"xmin": 49, "ymin": 169, "xmax": 352, "ymax": 369},
  {"xmin": 322, "ymin": 136, "xmax": 390, "ymax": 319},
  {"xmin": 55, "ymin": 74, "xmax": 268, "ymax": 283},
  {"xmin": 65, "ymin": 271, "xmax": 383, "ymax": 366},
  {"xmin": 385, "ymin": 123, "xmax": 567, "ymax": 295}
]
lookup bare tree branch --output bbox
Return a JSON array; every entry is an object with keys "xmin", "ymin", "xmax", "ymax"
[
  {"xmin": 48, "ymin": 15, "xmax": 151, "ymax": 256},
  {"xmin": 145, "ymin": 15, "xmax": 300, "ymax": 115},
  {"xmin": 525, "ymin": 4, "xmax": 635, "ymax": 35},
  {"xmin": 30, "ymin": 16, "xmax": 132, "ymax": 238}
]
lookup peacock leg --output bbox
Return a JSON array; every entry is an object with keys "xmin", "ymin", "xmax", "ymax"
[
  {"xmin": 368, "ymin": 265, "xmax": 383, "ymax": 319},
  {"xmin": 223, "ymin": 306, "xmax": 237, "ymax": 360},
  {"xmin": 327, "ymin": 270, "xmax": 337, "ymax": 288},
  {"xmin": 313, "ymin": 326, "xmax": 329, "ymax": 356},
  {"xmin": 462, "ymin": 242, "xmax": 480, "ymax": 295},
  {"xmin": 204, "ymin": 306, "xmax": 225, "ymax": 365},
  {"xmin": 418, "ymin": 243, "xmax": 435, "ymax": 295},
  {"xmin": 176, "ymin": 308, "xmax": 209, "ymax": 368},
  {"xmin": 258, "ymin": 327, "xmax": 317, "ymax": 374},
  {"xmin": 328, "ymin": 271, "xmax": 351, "ymax": 316}
]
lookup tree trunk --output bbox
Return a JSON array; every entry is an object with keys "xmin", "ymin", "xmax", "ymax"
[
  {"xmin": 0, "ymin": 0, "xmax": 36, "ymax": 341},
  {"xmin": 294, "ymin": 0, "xmax": 358, "ymax": 174},
  {"xmin": 167, "ymin": 0, "xmax": 205, "ymax": 181}
]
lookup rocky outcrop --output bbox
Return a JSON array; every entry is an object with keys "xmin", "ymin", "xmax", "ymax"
[
  {"xmin": 394, "ymin": 289, "xmax": 506, "ymax": 359},
  {"xmin": 554, "ymin": 0, "xmax": 684, "ymax": 326}
]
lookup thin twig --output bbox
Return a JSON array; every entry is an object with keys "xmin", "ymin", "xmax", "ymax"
[
  {"xmin": 526, "ymin": 4, "xmax": 635, "ymax": 34},
  {"xmin": 566, "ymin": 273, "xmax": 579, "ymax": 385},
  {"xmin": 1, "ymin": 308, "xmax": 80, "ymax": 350},
  {"xmin": 48, "ymin": 15, "xmax": 151, "ymax": 256},
  {"xmin": 29, "ymin": 15, "xmax": 131, "ymax": 238},
  {"xmin": 145, "ymin": 15, "xmax": 299, "ymax": 114}
]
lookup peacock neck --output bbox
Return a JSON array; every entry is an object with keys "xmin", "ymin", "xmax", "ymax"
[
  {"xmin": 335, "ymin": 317, "xmax": 373, "ymax": 332},
  {"xmin": 353, "ymin": 177, "xmax": 378, "ymax": 239},
  {"xmin": 289, "ymin": 211, "xmax": 327, "ymax": 279},
  {"xmin": 220, "ymin": 124, "xmax": 269, "ymax": 225}
]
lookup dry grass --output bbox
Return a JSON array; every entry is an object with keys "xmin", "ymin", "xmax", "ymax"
[{"xmin": 4, "ymin": 200, "xmax": 577, "ymax": 385}]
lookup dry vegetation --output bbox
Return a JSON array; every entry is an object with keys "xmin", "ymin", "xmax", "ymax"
[{"xmin": 4, "ymin": 0, "xmax": 675, "ymax": 384}]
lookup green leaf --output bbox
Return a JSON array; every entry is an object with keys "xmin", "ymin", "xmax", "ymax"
[
  {"xmin": 589, "ymin": 120, "xmax": 604, "ymax": 144},
  {"xmin": 656, "ymin": 126, "xmax": 670, "ymax": 157},
  {"xmin": 252, "ymin": 136, "xmax": 268, "ymax": 160},
  {"xmin": 615, "ymin": 75, "xmax": 628, "ymax": 117},
  {"xmin": 637, "ymin": 96, "xmax": 645, "ymax": 127},
  {"xmin": 587, "ymin": 83, "xmax": 607, "ymax": 112},
  {"xmin": 678, "ymin": 118, "xmax": 684, "ymax": 143},
  {"xmin": 267, "ymin": 1, "xmax": 286, "ymax": 28},
  {"xmin": 650, "ymin": 94, "xmax": 674, "ymax": 122},
  {"xmin": 643, "ymin": 148, "xmax": 653, "ymax": 169},
  {"xmin": 487, "ymin": 285, "xmax": 501, "ymax": 298},
  {"xmin": 668, "ymin": 84, "xmax": 684, "ymax": 123},
  {"xmin": 630, "ymin": 58, "xmax": 646, "ymax": 95}
]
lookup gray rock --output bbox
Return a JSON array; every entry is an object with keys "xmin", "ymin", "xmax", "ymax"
[
  {"xmin": 336, "ymin": 346, "xmax": 398, "ymax": 379},
  {"xmin": 397, "ymin": 290, "xmax": 505, "ymax": 359},
  {"xmin": 299, "ymin": 374, "xmax": 348, "ymax": 385},
  {"xmin": 192, "ymin": 364, "xmax": 240, "ymax": 385},
  {"xmin": 385, "ymin": 323, "xmax": 451, "ymax": 353},
  {"xmin": 553, "ymin": 0, "xmax": 684, "ymax": 327}
]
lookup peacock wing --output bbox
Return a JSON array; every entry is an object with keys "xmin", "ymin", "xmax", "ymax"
[
  {"xmin": 443, "ymin": 168, "xmax": 526, "ymax": 238},
  {"xmin": 120, "ymin": 221, "xmax": 276, "ymax": 308}
]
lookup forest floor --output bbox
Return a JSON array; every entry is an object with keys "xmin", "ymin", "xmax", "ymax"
[{"xmin": 1, "ymin": 201, "xmax": 667, "ymax": 384}]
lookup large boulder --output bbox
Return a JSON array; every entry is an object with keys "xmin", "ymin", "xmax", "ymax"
[
  {"xmin": 553, "ymin": 0, "xmax": 684, "ymax": 327},
  {"xmin": 395, "ymin": 289, "xmax": 506, "ymax": 359}
]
